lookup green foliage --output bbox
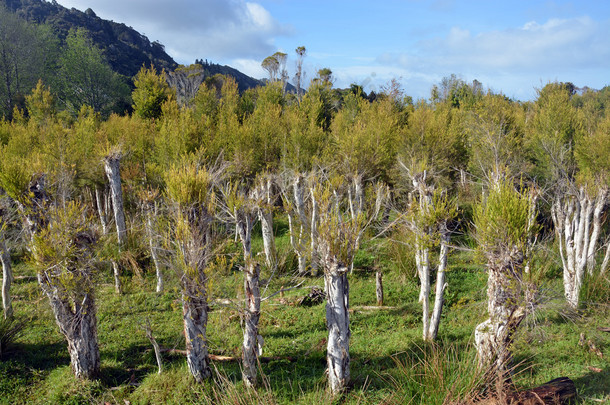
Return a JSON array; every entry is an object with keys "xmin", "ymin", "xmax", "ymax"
[
  {"xmin": 473, "ymin": 179, "xmax": 534, "ymax": 259},
  {"xmin": 132, "ymin": 65, "xmax": 173, "ymax": 120},
  {"xmin": 164, "ymin": 156, "xmax": 216, "ymax": 208},
  {"xmin": 527, "ymin": 82, "xmax": 581, "ymax": 182},
  {"xmin": 57, "ymin": 28, "xmax": 130, "ymax": 117},
  {"xmin": 30, "ymin": 202, "xmax": 97, "ymax": 290}
]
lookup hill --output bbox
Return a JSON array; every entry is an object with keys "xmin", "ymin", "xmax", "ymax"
[{"xmin": 1, "ymin": 0, "xmax": 177, "ymax": 77}]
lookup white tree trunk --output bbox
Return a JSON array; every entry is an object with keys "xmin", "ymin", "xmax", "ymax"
[
  {"xmin": 419, "ymin": 246, "xmax": 430, "ymax": 339},
  {"xmin": 242, "ymin": 261, "xmax": 261, "ymax": 387},
  {"xmin": 600, "ymin": 240, "xmax": 610, "ymax": 275},
  {"xmin": 324, "ymin": 259, "xmax": 350, "ymax": 395},
  {"xmin": 103, "ymin": 155, "xmax": 127, "ymax": 245},
  {"xmin": 259, "ymin": 210, "xmax": 276, "ymax": 272},
  {"xmin": 309, "ymin": 185, "xmax": 319, "ymax": 275},
  {"xmin": 474, "ymin": 250, "xmax": 526, "ymax": 375},
  {"xmin": 0, "ymin": 235, "xmax": 13, "ymax": 319},
  {"xmin": 39, "ymin": 281, "xmax": 100, "ymax": 379},
  {"xmin": 175, "ymin": 205, "xmax": 213, "ymax": 382},
  {"xmin": 144, "ymin": 205, "xmax": 163, "ymax": 293},
  {"xmin": 287, "ymin": 212, "xmax": 308, "ymax": 275},
  {"xmin": 257, "ymin": 177, "xmax": 277, "ymax": 273},
  {"xmin": 426, "ymin": 231, "xmax": 449, "ymax": 341},
  {"xmin": 104, "ymin": 154, "xmax": 126, "ymax": 294},
  {"xmin": 182, "ymin": 290, "xmax": 211, "ymax": 382},
  {"xmin": 235, "ymin": 208, "xmax": 261, "ymax": 387},
  {"xmin": 94, "ymin": 187, "xmax": 109, "ymax": 236},
  {"xmin": 375, "ymin": 271, "xmax": 383, "ymax": 306},
  {"xmin": 552, "ymin": 187, "xmax": 607, "ymax": 309}
]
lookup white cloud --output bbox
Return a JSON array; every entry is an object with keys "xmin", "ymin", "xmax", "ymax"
[
  {"xmin": 377, "ymin": 16, "xmax": 610, "ymax": 99},
  {"xmin": 56, "ymin": 0, "xmax": 293, "ymax": 63},
  {"xmin": 387, "ymin": 16, "xmax": 608, "ymax": 71}
]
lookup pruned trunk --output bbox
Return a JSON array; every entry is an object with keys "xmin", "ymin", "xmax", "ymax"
[
  {"xmin": 104, "ymin": 154, "xmax": 126, "ymax": 294},
  {"xmin": 474, "ymin": 249, "xmax": 526, "ymax": 376},
  {"xmin": 103, "ymin": 154, "xmax": 127, "ymax": 245},
  {"xmin": 182, "ymin": 290, "xmax": 211, "ymax": 382},
  {"xmin": 1, "ymin": 236, "xmax": 13, "ymax": 319},
  {"xmin": 242, "ymin": 261, "xmax": 261, "ymax": 387},
  {"xmin": 375, "ymin": 271, "xmax": 383, "ymax": 307},
  {"xmin": 324, "ymin": 259, "xmax": 350, "ymax": 395},
  {"xmin": 174, "ymin": 203, "xmax": 213, "ymax": 383},
  {"xmin": 40, "ymin": 279, "xmax": 100, "ymax": 379}
]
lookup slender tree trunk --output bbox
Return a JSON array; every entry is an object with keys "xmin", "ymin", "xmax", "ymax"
[
  {"xmin": 104, "ymin": 154, "xmax": 126, "ymax": 294},
  {"xmin": 375, "ymin": 271, "xmax": 383, "ymax": 306},
  {"xmin": 258, "ymin": 178, "xmax": 277, "ymax": 273},
  {"xmin": 144, "ymin": 204, "xmax": 163, "ymax": 293},
  {"xmin": 103, "ymin": 155, "xmax": 127, "ymax": 245},
  {"xmin": 235, "ymin": 210, "xmax": 261, "ymax": 387},
  {"xmin": 0, "ymin": 235, "xmax": 13, "ymax": 319},
  {"xmin": 287, "ymin": 213, "xmax": 307, "ymax": 275},
  {"xmin": 324, "ymin": 259, "xmax": 350, "ymax": 395},
  {"xmin": 242, "ymin": 261, "xmax": 261, "ymax": 387},
  {"xmin": 310, "ymin": 185, "xmax": 319, "ymax": 275},
  {"xmin": 551, "ymin": 187, "xmax": 606, "ymax": 309},
  {"xmin": 600, "ymin": 240, "xmax": 610, "ymax": 276},
  {"xmin": 94, "ymin": 187, "xmax": 109, "ymax": 235},
  {"xmin": 426, "ymin": 231, "xmax": 449, "ymax": 341},
  {"xmin": 419, "ymin": 246, "xmax": 430, "ymax": 340}
]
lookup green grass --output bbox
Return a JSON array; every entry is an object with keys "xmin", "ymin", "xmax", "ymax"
[{"xmin": 0, "ymin": 241, "xmax": 608, "ymax": 404}]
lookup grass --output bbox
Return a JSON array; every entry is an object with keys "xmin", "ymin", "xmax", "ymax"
[{"xmin": 0, "ymin": 235, "xmax": 609, "ymax": 404}]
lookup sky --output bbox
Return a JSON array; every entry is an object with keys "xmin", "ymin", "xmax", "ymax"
[{"xmin": 54, "ymin": 0, "xmax": 610, "ymax": 101}]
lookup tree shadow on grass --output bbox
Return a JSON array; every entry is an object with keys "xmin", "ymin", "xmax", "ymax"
[{"xmin": 573, "ymin": 367, "xmax": 610, "ymax": 402}]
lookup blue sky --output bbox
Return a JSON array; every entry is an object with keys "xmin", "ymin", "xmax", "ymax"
[{"xmin": 55, "ymin": 0, "xmax": 610, "ymax": 100}]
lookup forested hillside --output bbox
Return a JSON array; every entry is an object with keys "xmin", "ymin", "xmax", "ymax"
[
  {"xmin": 0, "ymin": 63, "xmax": 608, "ymax": 404},
  {"xmin": 0, "ymin": 0, "xmax": 266, "ymax": 120}
]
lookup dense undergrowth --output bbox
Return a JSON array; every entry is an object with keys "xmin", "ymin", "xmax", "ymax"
[{"xmin": 0, "ymin": 229, "xmax": 608, "ymax": 405}]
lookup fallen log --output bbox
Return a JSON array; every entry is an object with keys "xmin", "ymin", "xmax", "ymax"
[{"xmin": 507, "ymin": 377, "xmax": 576, "ymax": 405}]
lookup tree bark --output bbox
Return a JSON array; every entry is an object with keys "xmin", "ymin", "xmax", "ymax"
[
  {"xmin": 257, "ymin": 177, "xmax": 277, "ymax": 273},
  {"xmin": 426, "ymin": 231, "xmax": 449, "ymax": 341},
  {"xmin": 39, "ymin": 277, "xmax": 100, "ymax": 379},
  {"xmin": 175, "ymin": 205, "xmax": 213, "ymax": 382},
  {"xmin": 182, "ymin": 290, "xmax": 211, "ymax": 382},
  {"xmin": 235, "ymin": 207, "xmax": 261, "ymax": 387},
  {"xmin": 144, "ymin": 204, "xmax": 163, "ymax": 293},
  {"xmin": 375, "ymin": 271, "xmax": 383, "ymax": 307},
  {"xmin": 552, "ymin": 187, "xmax": 607, "ymax": 309},
  {"xmin": 0, "ymin": 235, "xmax": 13, "ymax": 319},
  {"xmin": 242, "ymin": 261, "xmax": 261, "ymax": 387},
  {"xmin": 94, "ymin": 186, "xmax": 109, "ymax": 236},
  {"xmin": 104, "ymin": 154, "xmax": 126, "ymax": 294},
  {"xmin": 324, "ymin": 259, "xmax": 350, "ymax": 395},
  {"xmin": 474, "ymin": 249, "xmax": 526, "ymax": 376}
]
